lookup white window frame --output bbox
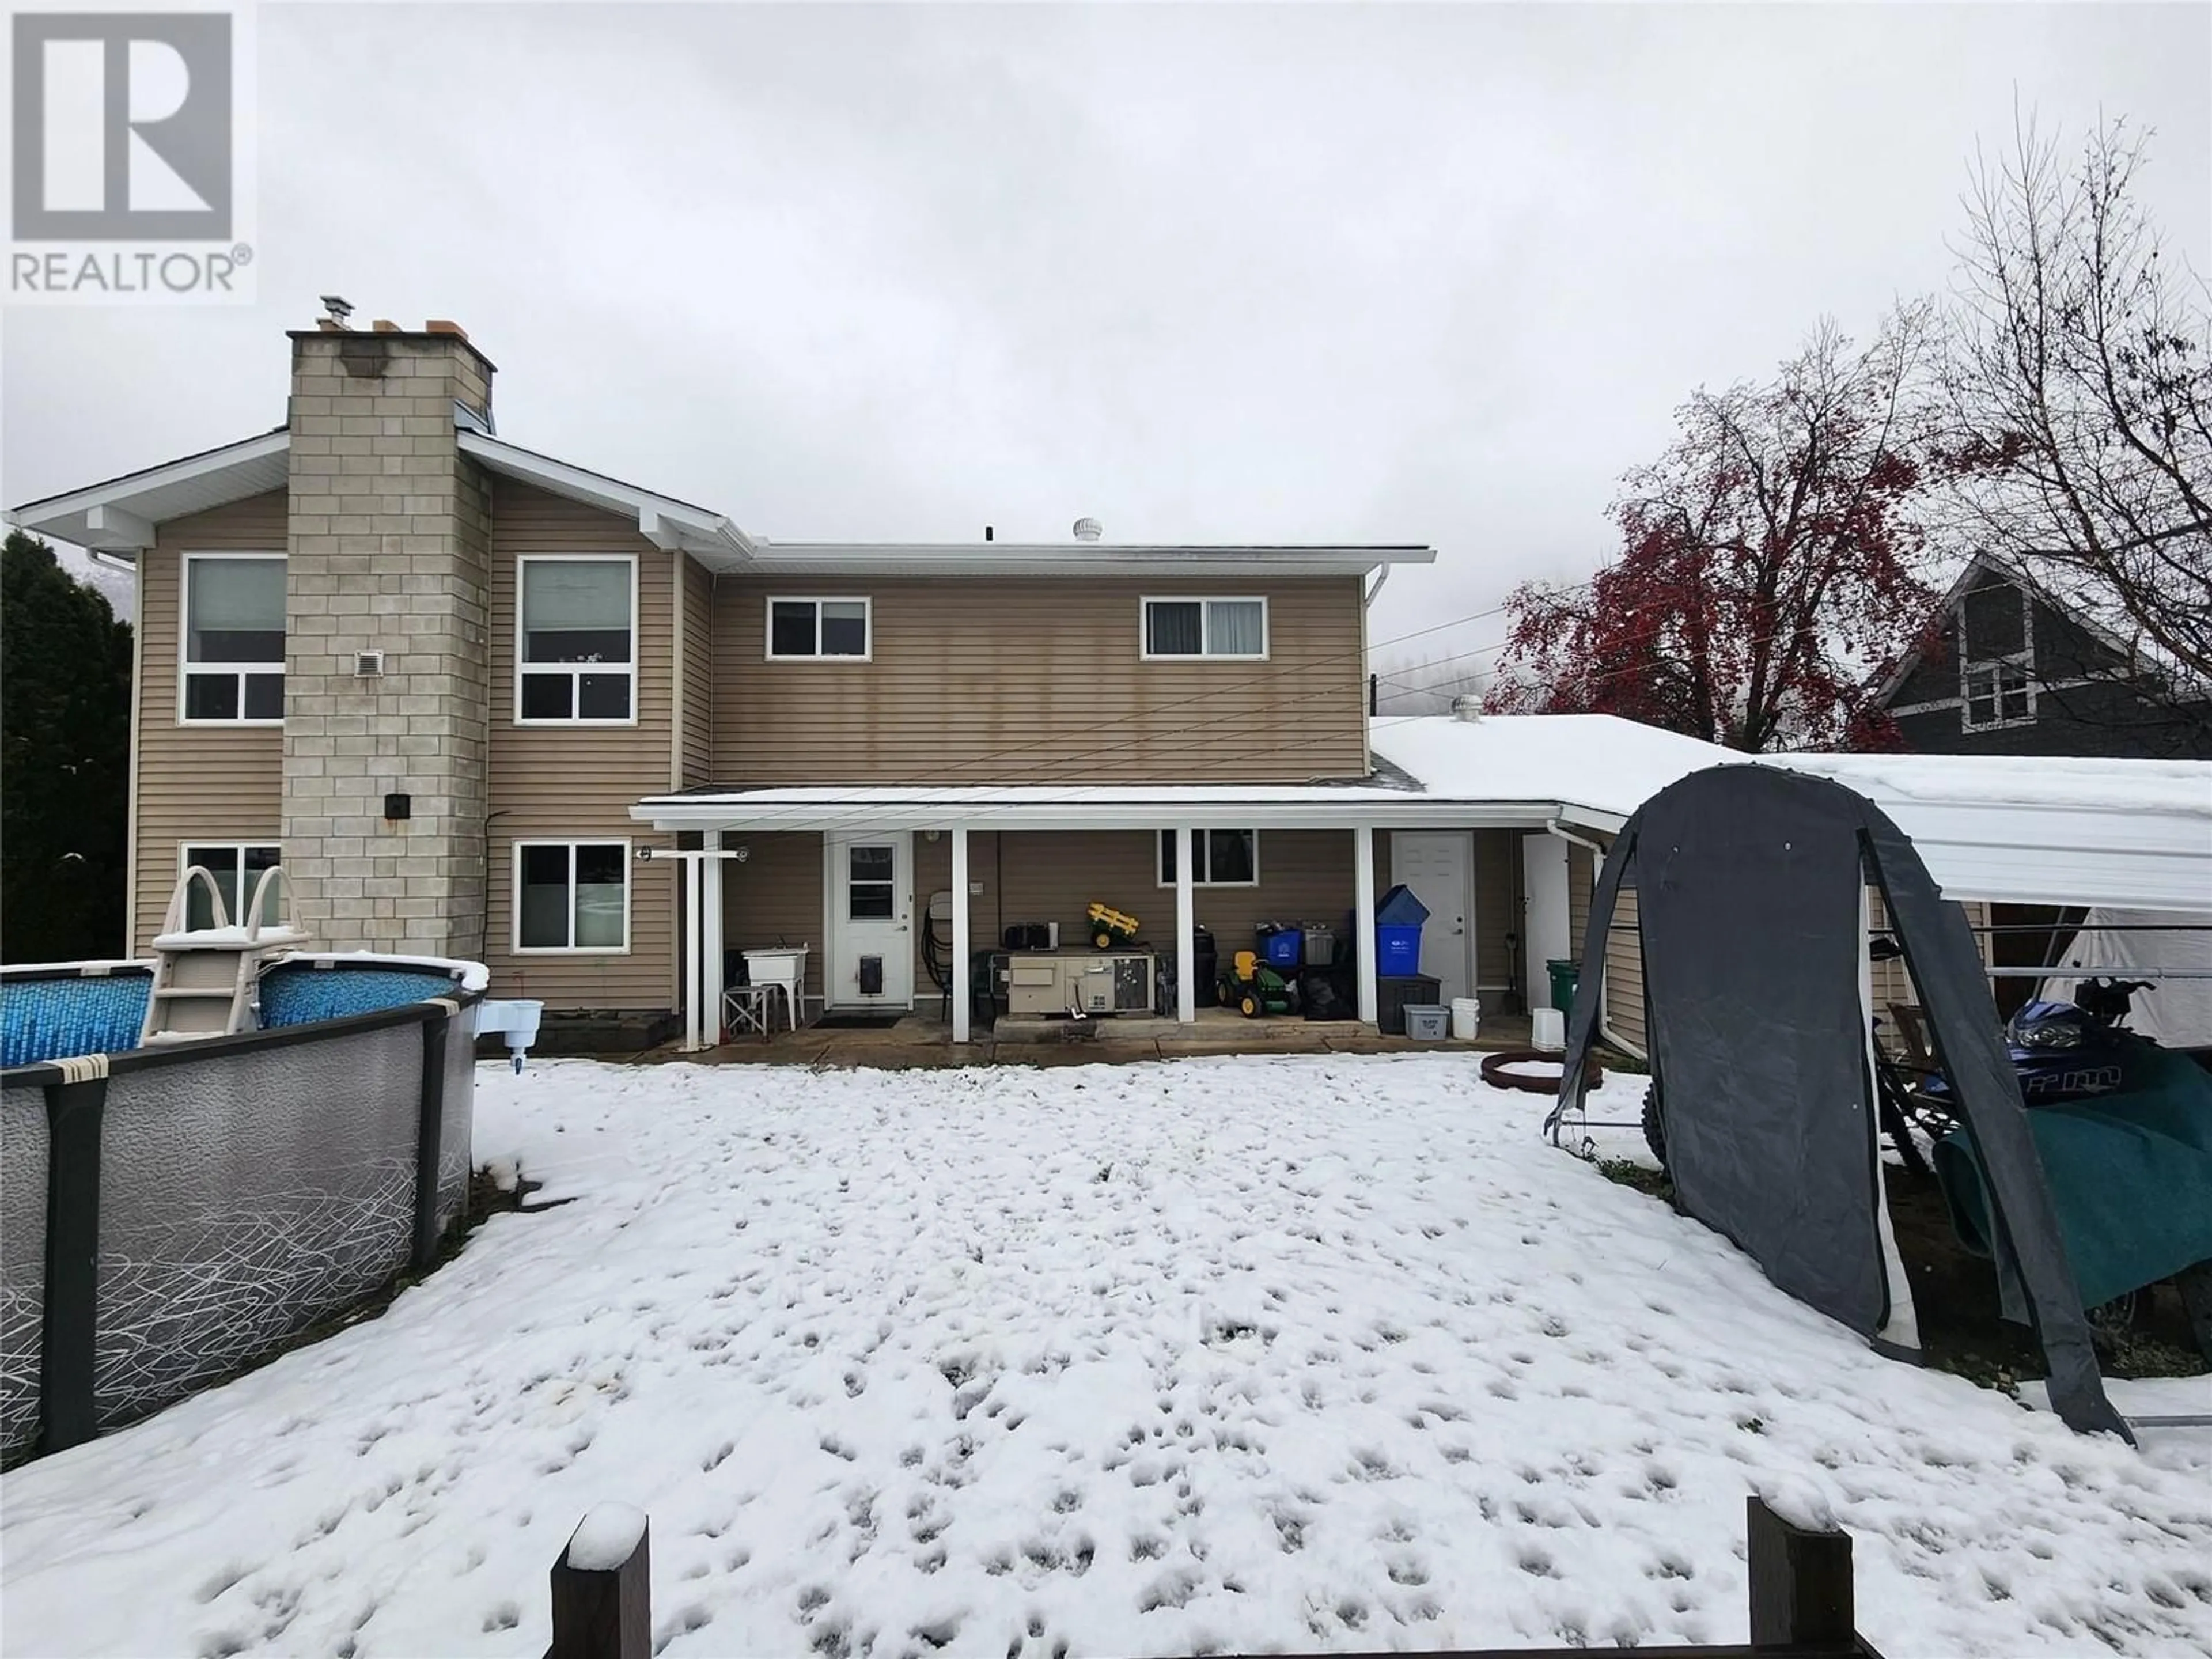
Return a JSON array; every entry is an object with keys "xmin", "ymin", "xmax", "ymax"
[
  {"xmin": 1157, "ymin": 829, "xmax": 1262, "ymax": 888},
  {"xmin": 512, "ymin": 838, "xmax": 634, "ymax": 955},
  {"xmin": 1139, "ymin": 596, "xmax": 1270, "ymax": 661},
  {"xmin": 764, "ymin": 595, "xmax": 874, "ymax": 662},
  {"xmin": 177, "ymin": 842, "xmax": 282, "ymax": 927},
  {"xmin": 1959, "ymin": 586, "xmax": 2037, "ymax": 733},
  {"xmin": 514, "ymin": 553, "xmax": 641, "ymax": 727},
  {"xmin": 179, "ymin": 551, "xmax": 287, "ymax": 727}
]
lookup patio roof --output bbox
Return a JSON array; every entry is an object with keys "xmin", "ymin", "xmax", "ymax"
[{"xmin": 634, "ymin": 714, "xmax": 2212, "ymax": 913}]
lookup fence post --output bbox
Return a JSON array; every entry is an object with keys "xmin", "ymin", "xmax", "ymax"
[
  {"xmin": 39, "ymin": 1068, "xmax": 109, "ymax": 1455},
  {"xmin": 412, "ymin": 1007, "xmax": 452, "ymax": 1271},
  {"xmin": 548, "ymin": 1506, "xmax": 650, "ymax": 1659},
  {"xmin": 1745, "ymin": 1494, "xmax": 1855, "ymax": 1650}
]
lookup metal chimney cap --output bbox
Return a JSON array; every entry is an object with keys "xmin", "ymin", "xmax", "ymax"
[
  {"xmin": 1450, "ymin": 694, "xmax": 1484, "ymax": 722},
  {"xmin": 1073, "ymin": 517, "xmax": 1103, "ymax": 543}
]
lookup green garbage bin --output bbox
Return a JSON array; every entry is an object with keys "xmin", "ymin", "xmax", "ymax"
[{"xmin": 1546, "ymin": 958, "xmax": 1580, "ymax": 1017}]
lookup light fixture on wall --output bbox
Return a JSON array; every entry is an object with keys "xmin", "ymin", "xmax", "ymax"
[{"xmin": 734, "ymin": 845, "xmax": 750, "ymax": 863}]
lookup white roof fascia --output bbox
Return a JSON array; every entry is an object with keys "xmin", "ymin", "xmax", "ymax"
[
  {"xmin": 7, "ymin": 430, "xmax": 291, "ymax": 553},
  {"xmin": 631, "ymin": 793, "xmax": 1564, "ymax": 836},
  {"xmin": 741, "ymin": 543, "xmax": 1437, "ymax": 578},
  {"xmin": 457, "ymin": 431, "xmax": 756, "ymax": 565}
]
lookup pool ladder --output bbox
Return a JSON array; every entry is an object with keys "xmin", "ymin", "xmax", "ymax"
[{"xmin": 140, "ymin": 864, "xmax": 310, "ymax": 1044}]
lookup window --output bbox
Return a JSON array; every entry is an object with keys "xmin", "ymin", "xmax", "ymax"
[
  {"xmin": 182, "ymin": 555, "xmax": 286, "ymax": 722},
  {"xmin": 518, "ymin": 556, "xmax": 636, "ymax": 722},
  {"xmin": 515, "ymin": 841, "xmax": 631, "ymax": 952},
  {"xmin": 179, "ymin": 844, "xmax": 282, "ymax": 929},
  {"xmin": 1157, "ymin": 830, "xmax": 1260, "ymax": 887},
  {"xmin": 846, "ymin": 843, "xmax": 897, "ymax": 919},
  {"xmin": 1964, "ymin": 662, "xmax": 2034, "ymax": 730},
  {"xmin": 1142, "ymin": 597, "xmax": 1268, "ymax": 660},
  {"xmin": 767, "ymin": 597, "xmax": 871, "ymax": 660},
  {"xmin": 1958, "ymin": 581, "xmax": 2036, "ymax": 732}
]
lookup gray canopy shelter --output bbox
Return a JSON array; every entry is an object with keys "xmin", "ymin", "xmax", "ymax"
[{"xmin": 1550, "ymin": 764, "xmax": 2128, "ymax": 1441}]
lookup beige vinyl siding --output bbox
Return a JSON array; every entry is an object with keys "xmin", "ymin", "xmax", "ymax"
[
  {"xmin": 681, "ymin": 556, "xmax": 714, "ymax": 787},
  {"xmin": 711, "ymin": 577, "xmax": 1367, "ymax": 785},
  {"xmin": 484, "ymin": 479, "xmax": 676, "ymax": 1008},
  {"xmin": 1474, "ymin": 831, "xmax": 1516, "ymax": 991},
  {"xmin": 132, "ymin": 493, "xmax": 287, "ymax": 951},
  {"xmin": 995, "ymin": 830, "xmax": 1357, "ymax": 957},
  {"xmin": 1605, "ymin": 885, "xmax": 1646, "ymax": 1054},
  {"xmin": 719, "ymin": 833, "xmax": 828, "ymax": 1002}
]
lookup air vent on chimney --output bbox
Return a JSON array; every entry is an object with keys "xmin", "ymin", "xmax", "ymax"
[{"xmin": 354, "ymin": 650, "xmax": 385, "ymax": 678}]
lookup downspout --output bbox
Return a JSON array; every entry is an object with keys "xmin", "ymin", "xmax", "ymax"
[
  {"xmin": 1361, "ymin": 565, "xmax": 1388, "ymax": 774},
  {"xmin": 1545, "ymin": 816, "xmax": 1643, "ymax": 1060}
]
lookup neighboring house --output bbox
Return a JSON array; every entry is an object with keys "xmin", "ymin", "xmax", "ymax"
[
  {"xmin": 1874, "ymin": 555, "xmax": 2212, "ymax": 1013},
  {"xmin": 1877, "ymin": 555, "xmax": 2212, "ymax": 761},
  {"xmin": 12, "ymin": 312, "xmax": 1643, "ymax": 1048}
]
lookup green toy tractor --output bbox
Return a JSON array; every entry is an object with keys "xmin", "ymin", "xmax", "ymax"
[{"xmin": 1218, "ymin": 949, "xmax": 1300, "ymax": 1018}]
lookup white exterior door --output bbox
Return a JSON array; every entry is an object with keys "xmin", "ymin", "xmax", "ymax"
[
  {"xmin": 828, "ymin": 833, "xmax": 914, "ymax": 1007},
  {"xmin": 1391, "ymin": 832, "xmax": 1474, "ymax": 1005},
  {"xmin": 1522, "ymin": 833, "xmax": 1571, "ymax": 1009}
]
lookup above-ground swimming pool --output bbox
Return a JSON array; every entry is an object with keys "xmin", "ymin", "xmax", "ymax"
[{"xmin": 1, "ymin": 953, "xmax": 488, "ymax": 1460}]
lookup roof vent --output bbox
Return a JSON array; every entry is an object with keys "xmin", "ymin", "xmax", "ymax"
[
  {"xmin": 1451, "ymin": 694, "xmax": 1483, "ymax": 722},
  {"xmin": 1073, "ymin": 517, "xmax": 1103, "ymax": 543}
]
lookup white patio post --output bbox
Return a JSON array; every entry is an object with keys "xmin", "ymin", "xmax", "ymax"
[
  {"xmin": 1175, "ymin": 827, "xmax": 1196, "ymax": 1024},
  {"xmin": 683, "ymin": 850, "xmax": 703, "ymax": 1052},
  {"xmin": 1354, "ymin": 824, "xmax": 1379, "ymax": 1026},
  {"xmin": 702, "ymin": 831, "xmax": 724, "ymax": 1046},
  {"xmin": 950, "ymin": 827, "xmax": 972, "ymax": 1043}
]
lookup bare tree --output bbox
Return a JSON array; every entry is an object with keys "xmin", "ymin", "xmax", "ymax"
[
  {"xmin": 1938, "ymin": 114, "xmax": 2212, "ymax": 685},
  {"xmin": 1370, "ymin": 649, "xmax": 1491, "ymax": 715}
]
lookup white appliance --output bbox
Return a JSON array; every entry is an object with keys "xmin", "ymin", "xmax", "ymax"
[{"xmin": 1005, "ymin": 950, "xmax": 1155, "ymax": 1016}]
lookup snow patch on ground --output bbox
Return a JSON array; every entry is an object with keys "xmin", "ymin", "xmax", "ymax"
[{"xmin": 3, "ymin": 1055, "xmax": 2208, "ymax": 1658}]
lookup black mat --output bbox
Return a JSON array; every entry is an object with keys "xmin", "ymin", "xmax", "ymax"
[{"xmin": 807, "ymin": 1011, "xmax": 910, "ymax": 1031}]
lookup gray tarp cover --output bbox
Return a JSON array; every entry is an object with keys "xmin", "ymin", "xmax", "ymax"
[{"xmin": 1552, "ymin": 765, "xmax": 2129, "ymax": 1441}]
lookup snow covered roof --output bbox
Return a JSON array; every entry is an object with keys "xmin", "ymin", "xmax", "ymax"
[{"xmin": 1370, "ymin": 714, "xmax": 1732, "ymax": 822}]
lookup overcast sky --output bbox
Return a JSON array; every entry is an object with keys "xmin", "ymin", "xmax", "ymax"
[{"xmin": 5, "ymin": 3, "xmax": 2207, "ymax": 678}]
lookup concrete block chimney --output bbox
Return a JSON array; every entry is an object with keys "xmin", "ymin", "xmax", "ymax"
[{"xmin": 280, "ymin": 319, "xmax": 497, "ymax": 958}]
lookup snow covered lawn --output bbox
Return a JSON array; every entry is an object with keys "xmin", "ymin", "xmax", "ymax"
[{"xmin": 5, "ymin": 1055, "xmax": 2210, "ymax": 1658}]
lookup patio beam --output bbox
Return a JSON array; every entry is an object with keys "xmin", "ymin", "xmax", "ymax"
[
  {"xmin": 1354, "ymin": 824, "xmax": 1378, "ymax": 1025},
  {"xmin": 1175, "ymin": 828, "xmax": 1196, "ymax": 1024},
  {"xmin": 951, "ymin": 828, "xmax": 971, "ymax": 1043}
]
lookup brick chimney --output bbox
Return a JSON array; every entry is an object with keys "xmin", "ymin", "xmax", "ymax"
[{"xmin": 281, "ymin": 318, "xmax": 497, "ymax": 959}]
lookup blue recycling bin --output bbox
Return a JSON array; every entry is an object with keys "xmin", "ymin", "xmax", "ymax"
[{"xmin": 1375, "ymin": 884, "xmax": 1430, "ymax": 976}]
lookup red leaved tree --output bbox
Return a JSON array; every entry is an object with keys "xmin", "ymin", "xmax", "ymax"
[{"xmin": 1487, "ymin": 313, "xmax": 1943, "ymax": 751}]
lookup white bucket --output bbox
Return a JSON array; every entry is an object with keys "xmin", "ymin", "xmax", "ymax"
[
  {"xmin": 1450, "ymin": 997, "xmax": 1482, "ymax": 1041},
  {"xmin": 1531, "ymin": 1006, "xmax": 1566, "ymax": 1052}
]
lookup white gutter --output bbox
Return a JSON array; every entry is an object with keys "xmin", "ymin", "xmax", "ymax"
[
  {"xmin": 631, "ymin": 795, "xmax": 1573, "ymax": 836},
  {"xmin": 1363, "ymin": 565, "xmax": 1390, "ymax": 608}
]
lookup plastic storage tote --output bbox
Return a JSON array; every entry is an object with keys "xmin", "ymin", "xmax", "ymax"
[{"xmin": 1402, "ymin": 1004, "xmax": 1450, "ymax": 1040}]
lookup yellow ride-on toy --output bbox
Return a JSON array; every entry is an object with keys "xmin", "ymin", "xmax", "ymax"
[
  {"xmin": 1218, "ymin": 949, "xmax": 1300, "ymax": 1018},
  {"xmin": 1088, "ymin": 902, "xmax": 1140, "ymax": 949}
]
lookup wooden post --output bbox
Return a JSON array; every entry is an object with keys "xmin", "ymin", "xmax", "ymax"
[
  {"xmin": 1746, "ymin": 1495, "xmax": 1854, "ymax": 1650},
  {"xmin": 548, "ymin": 1508, "xmax": 651, "ymax": 1659}
]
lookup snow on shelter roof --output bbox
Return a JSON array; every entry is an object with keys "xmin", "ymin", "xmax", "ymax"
[{"xmin": 636, "ymin": 714, "xmax": 2210, "ymax": 912}]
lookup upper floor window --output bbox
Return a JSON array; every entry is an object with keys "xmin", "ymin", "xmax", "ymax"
[
  {"xmin": 767, "ymin": 597, "xmax": 871, "ymax": 660},
  {"xmin": 1142, "ymin": 597, "xmax": 1267, "ymax": 660},
  {"xmin": 183, "ymin": 554, "xmax": 285, "ymax": 723},
  {"xmin": 1958, "ymin": 581, "xmax": 2035, "ymax": 732},
  {"xmin": 1157, "ymin": 829, "xmax": 1259, "ymax": 887},
  {"xmin": 518, "ymin": 556, "xmax": 635, "ymax": 723}
]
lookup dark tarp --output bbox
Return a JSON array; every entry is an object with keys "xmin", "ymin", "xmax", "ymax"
[{"xmin": 1550, "ymin": 765, "xmax": 2130, "ymax": 1442}]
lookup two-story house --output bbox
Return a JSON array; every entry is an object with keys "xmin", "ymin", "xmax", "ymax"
[{"xmin": 13, "ymin": 314, "xmax": 1662, "ymax": 1051}]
